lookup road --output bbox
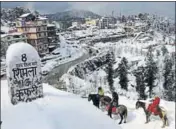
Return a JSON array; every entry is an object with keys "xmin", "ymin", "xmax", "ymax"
[{"xmin": 44, "ymin": 52, "xmax": 89, "ymax": 85}]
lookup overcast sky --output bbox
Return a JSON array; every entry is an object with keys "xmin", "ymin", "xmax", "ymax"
[{"xmin": 1, "ymin": 2, "xmax": 175, "ymax": 18}]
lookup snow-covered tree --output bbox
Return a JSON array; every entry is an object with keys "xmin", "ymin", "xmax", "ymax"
[
  {"xmin": 134, "ymin": 66, "xmax": 147, "ymax": 100},
  {"xmin": 117, "ymin": 57, "xmax": 129, "ymax": 91},
  {"xmin": 106, "ymin": 52, "xmax": 115, "ymax": 93},
  {"xmin": 145, "ymin": 46, "xmax": 158, "ymax": 98},
  {"xmin": 163, "ymin": 54, "xmax": 175, "ymax": 101}
]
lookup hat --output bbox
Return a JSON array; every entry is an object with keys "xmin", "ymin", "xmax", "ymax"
[{"xmin": 154, "ymin": 95, "xmax": 158, "ymax": 98}]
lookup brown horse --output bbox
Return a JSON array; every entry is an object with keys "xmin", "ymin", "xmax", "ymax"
[{"xmin": 136, "ymin": 100, "xmax": 169, "ymax": 128}]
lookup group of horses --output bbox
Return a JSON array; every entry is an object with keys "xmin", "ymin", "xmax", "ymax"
[{"xmin": 88, "ymin": 93, "xmax": 169, "ymax": 128}]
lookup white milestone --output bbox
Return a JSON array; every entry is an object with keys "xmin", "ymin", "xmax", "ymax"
[{"xmin": 6, "ymin": 42, "xmax": 43, "ymax": 105}]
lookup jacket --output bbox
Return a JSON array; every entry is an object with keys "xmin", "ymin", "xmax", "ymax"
[
  {"xmin": 98, "ymin": 89, "xmax": 104, "ymax": 96},
  {"xmin": 152, "ymin": 97, "xmax": 160, "ymax": 107},
  {"xmin": 112, "ymin": 92, "xmax": 119, "ymax": 106}
]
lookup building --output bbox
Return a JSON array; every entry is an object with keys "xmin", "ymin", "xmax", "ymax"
[
  {"xmin": 16, "ymin": 13, "xmax": 49, "ymax": 56},
  {"xmin": 98, "ymin": 17, "xmax": 109, "ymax": 29},
  {"xmin": 1, "ymin": 32, "xmax": 27, "ymax": 56},
  {"xmin": 85, "ymin": 18, "xmax": 98, "ymax": 26},
  {"xmin": 98, "ymin": 17, "xmax": 117, "ymax": 29},
  {"xmin": 47, "ymin": 24, "xmax": 59, "ymax": 52}
]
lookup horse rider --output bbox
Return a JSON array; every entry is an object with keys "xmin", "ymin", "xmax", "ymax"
[
  {"xmin": 108, "ymin": 91, "xmax": 119, "ymax": 117},
  {"xmin": 98, "ymin": 87, "xmax": 104, "ymax": 98},
  {"xmin": 147, "ymin": 95, "xmax": 160, "ymax": 115}
]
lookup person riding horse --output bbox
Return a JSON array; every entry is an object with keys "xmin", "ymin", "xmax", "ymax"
[
  {"xmin": 147, "ymin": 96, "xmax": 161, "ymax": 115},
  {"xmin": 108, "ymin": 91, "xmax": 119, "ymax": 117}
]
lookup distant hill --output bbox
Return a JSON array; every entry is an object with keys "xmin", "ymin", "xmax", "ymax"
[
  {"xmin": 1, "ymin": 7, "xmax": 31, "ymax": 22},
  {"xmin": 45, "ymin": 9, "xmax": 101, "ymax": 21}
]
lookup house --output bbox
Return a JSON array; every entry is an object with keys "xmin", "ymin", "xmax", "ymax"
[
  {"xmin": 16, "ymin": 13, "xmax": 49, "ymax": 56},
  {"xmin": 85, "ymin": 18, "xmax": 98, "ymax": 26},
  {"xmin": 98, "ymin": 17, "xmax": 109, "ymax": 29},
  {"xmin": 47, "ymin": 23, "xmax": 59, "ymax": 52},
  {"xmin": 98, "ymin": 17, "xmax": 116, "ymax": 29}
]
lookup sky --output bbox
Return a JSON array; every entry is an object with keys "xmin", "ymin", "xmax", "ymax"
[{"xmin": 1, "ymin": 2, "xmax": 175, "ymax": 18}]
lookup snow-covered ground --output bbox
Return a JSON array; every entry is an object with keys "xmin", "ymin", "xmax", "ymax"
[
  {"xmin": 1, "ymin": 79, "xmax": 120, "ymax": 129},
  {"xmin": 1, "ymin": 79, "xmax": 175, "ymax": 129}
]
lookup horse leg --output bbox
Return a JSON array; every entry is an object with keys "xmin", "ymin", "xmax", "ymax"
[
  {"xmin": 123, "ymin": 110, "xmax": 127, "ymax": 123},
  {"xmin": 108, "ymin": 104, "xmax": 113, "ymax": 118},
  {"xmin": 119, "ymin": 114, "xmax": 123, "ymax": 124},
  {"xmin": 159, "ymin": 112, "xmax": 167, "ymax": 128},
  {"xmin": 165, "ymin": 115, "xmax": 169, "ymax": 126},
  {"xmin": 145, "ymin": 111, "xmax": 151, "ymax": 124}
]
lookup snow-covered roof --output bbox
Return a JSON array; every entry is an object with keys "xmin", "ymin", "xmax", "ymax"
[
  {"xmin": 20, "ymin": 13, "xmax": 31, "ymax": 18},
  {"xmin": 47, "ymin": 24, "xmax": 55, "ymax": 27},
  {"xmin": 8, "ymin": 32, "xmax": 23, "ymax": 36},
  {"xmin": 38, "ymin": 16, "xmax": 47, "ymax": 20},
  {"xmin": 1, "ymin": 34, "xmax": 8, "ymax": 38},
  {"xmin": 1, "ymin": 32, "xmax": 24, "ymax": 38},
  {"xmin": 1, "ymin": 26, "xmax": 10, "ymax": 33}
]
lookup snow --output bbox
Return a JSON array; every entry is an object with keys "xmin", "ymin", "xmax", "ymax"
[
  {"xmin": 1, "ymin": 79, "xmax": 121, "ymax": 129},
  {"xmin": 47, "ymin": 24, "xmax": 55, "ymax": 27},
  {"xmin": 38, "ymin": 16, "xmax": 48, "ymax": 20},
  {"xmin": 6, "ymin": 42, "xmax": 40, "ymax": 65},
  {"xmin": 1, "ymin": 78, "xmax": 175, "ymax": 129},
  {"xmin": 1, "ymin": 26, "xmax": 10, "ymax": 33},
  {"xmin": 20, "ymin": 13, "xmax": 31, "ymax": 18}
]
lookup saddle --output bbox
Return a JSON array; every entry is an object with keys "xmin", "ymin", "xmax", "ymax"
[{"xmin": 106, "ymin": 105, "xmax": 117, "ymax": 113}]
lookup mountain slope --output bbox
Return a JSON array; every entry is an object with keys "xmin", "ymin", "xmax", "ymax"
[
  {"xmin": 1, "ymin": 7, "xmax": 31, "ymax": 22},
  {"xmin": 46, "ymin": 9, "xmax": 101, "ymax": 21}
]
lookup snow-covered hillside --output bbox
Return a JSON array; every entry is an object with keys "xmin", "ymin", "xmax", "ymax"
[
  {"xmin": 1, "ymin": 79, "xmax": 175, "ymax": 129},
  {"xmin": 1, "ymin": 79, "xmax": 121, "ymax": 129}
]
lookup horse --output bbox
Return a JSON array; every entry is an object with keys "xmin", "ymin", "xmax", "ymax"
[
  {"xmin": 88, "ymin": 94, "xmax": 100, "ymax": 108},
  {"xmin": 106, "ymin": 104, "xmax": 128, "ymax": 124},
  {"xmin": 99, "ymin": 95, "xmax": 112, "ymax": 107},
  {"xmin": 135, "ymin": 100, "xmax": 169, "ymax": 128}
]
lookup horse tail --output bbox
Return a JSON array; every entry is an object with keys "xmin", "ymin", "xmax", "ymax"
[
  {"xmin": 124, "ymin": 107, "xmax": 128, "ymax": 123},
  {"xmin": 160, "ymin": 107, "xmax": 169, "ymax": 126}
]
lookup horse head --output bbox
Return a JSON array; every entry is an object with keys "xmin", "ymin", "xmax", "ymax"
[
  {"xmin": 136, "ymin": 100, "xmax": 141, "ymax": 109},
  {"xmin": 88, "ymin": 94, "xmax": 92, "ymax": 101},
  {"xmin": 136, "ymin": 100, "xmax": 146, "ymax": 110}
]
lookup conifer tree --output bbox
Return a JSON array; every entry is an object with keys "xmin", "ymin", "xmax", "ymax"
[
  {"xmin": 117, "ymin": 57, "xmax": 129, "ymax": 91},
  {"xmin": 145, "ymin": 46, "xmax": 158, "ymax": 98},
  {"xmin": 106, "ymin": 52, "xmax": 115, "ymax": 93},
  {"xmin": 134, "ymin": 66, "xmax": 147, "ymax": 99}
]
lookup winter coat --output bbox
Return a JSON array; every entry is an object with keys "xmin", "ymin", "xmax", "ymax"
[
  {"xmin": 147, "ymin": 97, "xmax": 160, "ymax": 114},
  {"xmin": 98, "ymin": 89, "xmax": 104, "ymax": 96},
  {"xmin": 111, "ymin": 92, "xmax": 119, "ymax": 106}
]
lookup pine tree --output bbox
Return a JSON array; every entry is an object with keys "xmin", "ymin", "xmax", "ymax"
[
  {"xmin": 117, "ymin": 57, "xmax": 129, "ymax": 91},
  {"xmin": 106, "ymin": 52, "xmax": 115, "ymax": 93},
  {"xmin": 163, "ymin": 54, "xmax": 175, "ymax": 101},
  {"xmin": 134, "ymin": 66, "xmax": 147, "ymax": 100},
  {"xmin": 145, "ymin": 46, "xmax": 158, "ymax": 98}
]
